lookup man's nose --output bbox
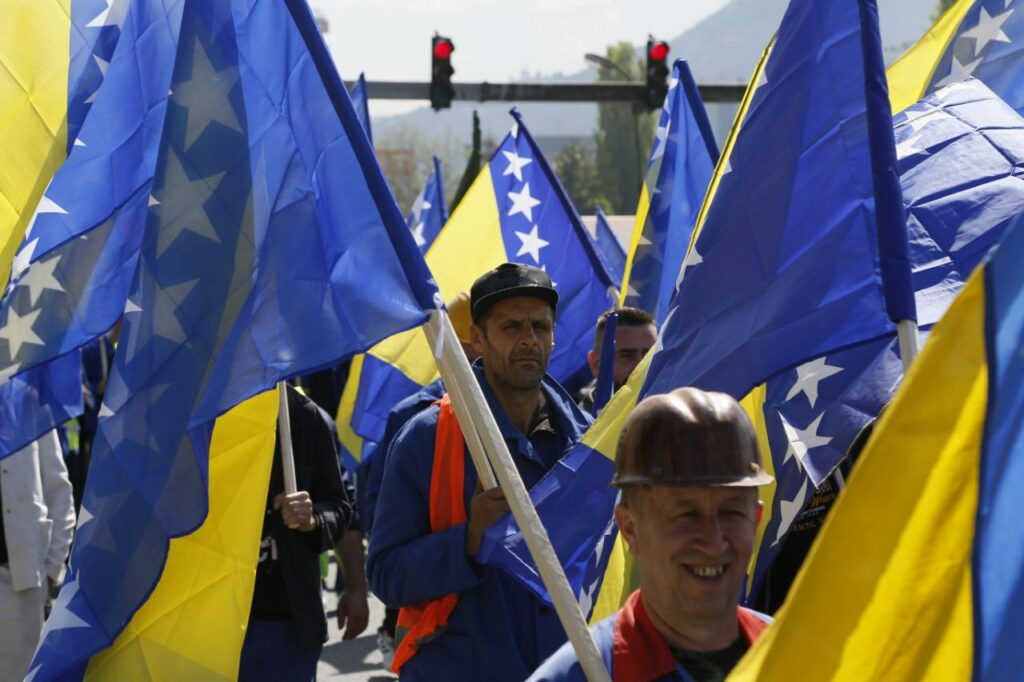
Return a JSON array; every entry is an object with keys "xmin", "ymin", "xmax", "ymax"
[{"xmin": 694, "ymin": 513, "xmax": 728, "ymax": 553}]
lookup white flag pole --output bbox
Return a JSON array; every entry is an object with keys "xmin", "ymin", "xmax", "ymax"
[
  {"xmin": 423, "ymin": 310, "xmax": 611, "ymax": 682},
  {"xmin": 277, "ymin": 381, "xmax": 298, "ymax": 495},
  {"xmin": 896, "ymin": 318, "xmax": 920, "ymax": 373}
]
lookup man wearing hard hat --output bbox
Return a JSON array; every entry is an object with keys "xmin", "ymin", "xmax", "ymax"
[{"xmin": 530, "ymin": 387, "xmax": 773, "ymax": 681}]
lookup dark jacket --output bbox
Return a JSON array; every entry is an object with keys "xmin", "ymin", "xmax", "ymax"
[{"xmin": 263, "ymin": 387, "xmax": 352, "ymax": 646}]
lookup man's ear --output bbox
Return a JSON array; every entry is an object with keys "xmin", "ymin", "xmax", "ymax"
[
  {"xmin": 587, "ymin": 350, "xmax": 599, "ymax": 377},
  {"xmin": 470, "ymin": 322, "xmax": 486, "ymax": 356},
  {"xmin": 755, "ymin": 500, "xmax": 764, "ymax": 526},
  {"xmin": 614, "ymin": 504, "xmax": 640, "ymax": 557}
]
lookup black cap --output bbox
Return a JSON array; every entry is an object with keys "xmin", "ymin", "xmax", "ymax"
[{"xmin": 470, "ymin": 263, "xmax": 558, "ymax": 322}]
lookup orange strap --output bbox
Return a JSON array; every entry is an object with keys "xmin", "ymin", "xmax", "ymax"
[{"xmin": 392, "ymin": 394, "xmax": 467, "ymax": 673}]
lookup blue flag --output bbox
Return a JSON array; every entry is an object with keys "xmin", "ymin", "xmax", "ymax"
[
  {"xmin": 644, "ymin": 0, "xmax": 912, "ymax": 399},
  {"xmin": 344, "ymin": 110, "xmax": 614, "ymax": 454},
  {"xmin": 591, "ymin": 206, "xmax": 625, "ymax": 288},
  {"xmin": 621, "ymin": 59, "xmax": 719, "ymax": 324},
  {"xmin": 748, "ymin": 76, "xmax": 1024, "ymax": 602},
  {"xmin": 29, "ymin": 0, "xmax": 436, "ymax": 678},
  {"xmin": 407, "ymin": 156, "xmax": 448, "ymax": 254},
  {"xmin": 480, "ymin": 0, "xmax": 913, "ymax": 613},
  {"xmin": 0, "ymin": 0, "xmax": 139, "ymax": 458},
  {"xmin": 349, "ymin": 72, "xmax": 373, "ymax": 145}
]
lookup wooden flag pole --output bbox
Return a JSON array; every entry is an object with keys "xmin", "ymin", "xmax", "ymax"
[
  {"xmin": 423, "ymin": 310, "xmax": 611, "ymax": 682},
  {"xmin": 277, "ymin": 381, "xmax": 298, "ymax": 495},
  {"xmin": 896, "ymin": 318, "xmax": 920, "ymax": 373}
]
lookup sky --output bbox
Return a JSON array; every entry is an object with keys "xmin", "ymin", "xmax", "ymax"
[{"xmin": 309, "ymin": 0, "xmax": 732, "ymax": 115}]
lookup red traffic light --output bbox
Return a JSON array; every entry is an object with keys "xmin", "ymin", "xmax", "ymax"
[
  {"xmin": 433, "ymin": 39, "xmax": 454, "ymax": 60},
  {"xmin": 648, "ymin": 41, "xmax": 669, "ymax": 62}
]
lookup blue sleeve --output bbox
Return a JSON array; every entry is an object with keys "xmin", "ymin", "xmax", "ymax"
[
  {"xmin": 366, "ymin": 408, "xmax": 485, "ymax": 607},
  {"xmin": 360, "ymin": 400, "xmax": 413, "ymax": 535},
  {"xmin": 527, "ymin": 616, "xmax": 614, "ymax": 682}
]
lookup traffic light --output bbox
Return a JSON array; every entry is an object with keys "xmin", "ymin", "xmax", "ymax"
[
  {"xmin": 431, "ymin": 35, "xmax": 455, "ymax": 111},
  {"xmin": 645, "ymin": 38, "xmax": 670, "ymax": 111}
]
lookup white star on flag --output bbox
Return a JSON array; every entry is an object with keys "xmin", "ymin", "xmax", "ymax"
[
  {"xmin": 25, "ymin": 196, "xmax": 67, "ymax": 238},
  {"xmin": 38, "ymin": 577, "xmax": 91, "ymax": 635},
  {"xmin": 86, "ymin": 0, "xmax": 129, "ymax": 28},
  {"xmin": 895, "ymin": 133, "xmax": 927, "ymax": 160},
  {"xmin": 73, "ymin": 138, "xmax": 86, "ymax": 147},
  {"xmin": 772, "ymin": 478, "xmax": 809, "ymax": 547},
  {"xmin": 176, "ymin": 38, "xmax": 244, "ymax": 148},
  {"xmin": 502, "ymin": 150, "xmax": 533, "ymax": 182},
  {"xmin": 935, "ymin": 53, "xmax": 985, "ymax": 88},
  {"xmin": 780, "ymin": 412, "xmax": 832, "ymax": 470},
  {"xmin": 960, "ymin": 6, "xmax": 1014, "ymax": 54},
  {"xmin": 11, "ymin": 239, "xmax": 39, "ymax": 280},
  {"xmin": 784, "ymin": 357, "xmax": 843, "ymax": 408},
  {"xmin": 93, "ymin": 54, "xmax": 110, "ymax": 77},
  {"xmin": 515, "ymin": 225, "xmax": 550, "ymax": 263},
  {"xmin": 0, "ymin": 307, "xmax": 45, "ymax": 359},
  {"xmin": 507, "ymin": 183, "xmax": 541, "ymax": 222},
  {"xmin": 17, "ymin": 254, "xmax": 64, "ymax": 306},
  {"xmin": 411, "ymin": 222, "xmax": 427, "ymax": 247},
  {"xmin": 651, "ymin": 124, "xmax": 670, "ymax": 161},
  {"xmin": 675, "ymin": 246, "xmax": 703, "ymax": 287}
]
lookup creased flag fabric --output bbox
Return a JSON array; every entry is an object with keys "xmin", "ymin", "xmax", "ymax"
[
  {"xmin": 747, "ymin": 76, "xmax": 1024, "ymax": 603},
  {"xmin": 887, "ymin": 0, "xmax": 1024, "ymax": 116},
  {"xmin": 479, "ymin": 0, "xmax": 912, "ymax": 615},
  {"xmin": 620, "ymin": 59, "xmax": 718, "ymax": 325},
  {"xmin": 349, "ymin": 72, "xmax": 372, "ymax": 145},
  {"xmin": 342, "ymin": 111, "xmax": 614, "ymax": 455},
  {"xmin": 591, "ymin": 207, "xmax": 625, "ymax": 289},
  {"xmin": 729, "ymin": 199, "xmax": 1024, "ymax": 682},
  {"xmin": 28, "ymin": 0, "xmax": 437, "ymax": 678},
  {"xmin": 407, "ymin": 156, "xmax": 448, "ymax": 254},
  {"xmin": 0, "ymin": 0, "xmax": 132, "ymax": 458}
]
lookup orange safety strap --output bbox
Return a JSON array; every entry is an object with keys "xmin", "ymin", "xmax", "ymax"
[{"xmin": 392, "ymin": 394, "xmax": 467, "ymax": 673}]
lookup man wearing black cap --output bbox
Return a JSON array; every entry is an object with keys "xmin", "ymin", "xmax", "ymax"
[
  {"xmin": 367, "ymin": 263, "xmax": 593, "ymax": 681},
  {"xmin": 530, "ymin": 387, "xmax": 773, "ymax": 681}
]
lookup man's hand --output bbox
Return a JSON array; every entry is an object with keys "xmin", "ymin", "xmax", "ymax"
[
  {"xmin": 465, "ymin": 485, "xmax": 509, "ymax": 559},
  {"xmin": 336, "ymin": 588, "xmax": 370, "ymax": 640},
  {"xmin": 274, "ymin": 491, "xmax": 317, "ymax": 532}
]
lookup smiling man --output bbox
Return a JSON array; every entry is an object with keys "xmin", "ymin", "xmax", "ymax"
[
  {"xmin": 368, "ymin": 263, "xmax": 593, "ymax": 681},
  {"xmin": 530, "ymin": 387, "xmax": 774, "ymax": 682}
]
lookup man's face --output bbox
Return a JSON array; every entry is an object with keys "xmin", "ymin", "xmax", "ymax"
[
  {"xmin": 588, "ymin": 323, "xmax": 658, "ymax": 390},
  {"xmin": 615, "ymin": 486, "xmax": 758, "ymax": 627},
  {"xmin": 611, "ymin": 323, "xmax": 657, "ymax": 389},
  {"xmin": 471, "ymin": 296, "xmax": 554, "ymax": 392}
]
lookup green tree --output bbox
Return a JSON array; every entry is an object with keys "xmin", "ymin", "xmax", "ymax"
[
  {"xmin": 554, "ymin": 142, "xmax": 612, "ymax": 214},
  {"xmin": 934, "ymin": 0, "xmax": 956, "ymax": 21},
  {"xmin": 594, "ymin": 42, "xmax": 656, "ymax": 214}
]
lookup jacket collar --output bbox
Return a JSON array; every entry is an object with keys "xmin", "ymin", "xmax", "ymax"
[
  {"xmin": 613, "ymin": 590, "xmax": 770, "ymax": 680},
  {"xmin": 471, "ymin": 361, "xmax": 592, "ymax": 450}
]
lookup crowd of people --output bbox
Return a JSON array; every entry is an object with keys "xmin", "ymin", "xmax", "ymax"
[{"xmin": 0, "ymin": 261, "xmax": 862, "ymax": 681}]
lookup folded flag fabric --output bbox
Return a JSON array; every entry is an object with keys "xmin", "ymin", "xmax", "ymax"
[
  {"xmin": 621, "ymin": 59, "xmax": 719, "ymax": 325},
  {"xmin": 480, "ymin": 0, "xmax": 913, "ymax": 613},
  {"xmin": 28, "ymin": 0, "xmax": 437, "ymax": 678},
  {"xmin": 730, "ymin": 188, "xmax": 1024, "ymax": 682},
  {"xmin": 407, "ymin": 156, "xmax": 448, "ymax": 254},
  {"xmin": 747, "ymin": 76, "xmax": 1024, "ymax": 604},
  {"xmin": 888, "ymin": 0, "xmax": 1024, "ymax": 116},
  {"xmin": 341, "ymin": 110, "xmax": 614, "ymax": 458}
]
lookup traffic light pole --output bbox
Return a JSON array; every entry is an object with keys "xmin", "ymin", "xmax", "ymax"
[{"xmin": 348, "ymin": 80, "xmax": 745, "ymax": 105}]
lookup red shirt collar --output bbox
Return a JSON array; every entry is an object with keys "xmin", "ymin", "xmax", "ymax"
[{"xmin": 613, "ymin": 590, "xmax": 768, "ymax": 680}]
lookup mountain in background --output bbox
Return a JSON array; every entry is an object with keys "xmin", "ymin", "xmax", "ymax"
[{"xmin": 372, "ymin": 0, "xmax": 937, "ymax": 148}]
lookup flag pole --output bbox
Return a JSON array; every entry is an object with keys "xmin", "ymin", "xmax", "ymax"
[
  {"xmin": 277, "ymin": 381, "xmax": 298, "ymax": 495},
  {"xmin": 424, "ymin": 310, "xmax": 611, "ymax": 682},
  {"xmin": 896, "ymin": 318, "xmax": 919, "ymax": 373}
]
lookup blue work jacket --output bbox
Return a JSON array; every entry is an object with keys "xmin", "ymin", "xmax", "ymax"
[{"xmin": 367, "ymin": 364, "xmax": 592, "ymax": 681}]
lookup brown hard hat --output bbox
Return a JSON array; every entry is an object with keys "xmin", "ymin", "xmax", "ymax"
[{"xmin": 613, "ymin": 387, "xmax": 773, "ymax": 488}]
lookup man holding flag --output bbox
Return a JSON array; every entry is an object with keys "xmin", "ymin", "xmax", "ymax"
[
  {"xmin": 530, "ymin": 388, "xmax": 773, "ymax": 681},
  {"xmin": 368, "ymin": 263, "xmax": 592, "ymax": 681}
]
